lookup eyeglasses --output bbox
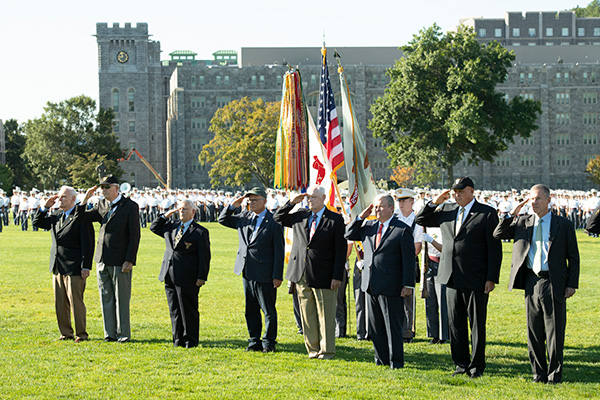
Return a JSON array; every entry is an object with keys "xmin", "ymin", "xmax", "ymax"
[
  {"xmin": 247, "ymin": 198, "xmax": 263, "ymax": 203},
  {"xmin": 100, "ymin": 185, "xmax": 112, "ymax": 189}
]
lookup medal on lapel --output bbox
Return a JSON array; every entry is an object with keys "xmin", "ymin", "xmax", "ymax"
[{"xmin": 184, "ymin": 242, "xmax": 192, "ymax": 250}]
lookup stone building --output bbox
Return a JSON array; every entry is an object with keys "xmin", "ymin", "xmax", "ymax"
[
  {"xmin": 96, "ymin": 22, "xmax": 397, "ymax": 189},
  {"xmin": 0, "ymin": 119, "xmax": 5, "ymax": 165}
]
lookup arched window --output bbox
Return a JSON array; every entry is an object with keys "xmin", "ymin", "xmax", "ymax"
[{"xmin": 128, "ymin": 89, "xmax": 135, "ymax": 112}]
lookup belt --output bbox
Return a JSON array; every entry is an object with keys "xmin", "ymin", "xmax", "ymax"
[{"xmin": 530, "ymin": 269, "xmax": 550, "ymax": 279}]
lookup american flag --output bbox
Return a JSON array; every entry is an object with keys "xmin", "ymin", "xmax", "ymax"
[{"xmin": 317, "ymin": 49, "xmax": 344, "ymax": 178}]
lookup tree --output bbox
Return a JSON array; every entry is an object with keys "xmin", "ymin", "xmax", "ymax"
[
  {"xmin": 369, "ymin": 24, "xmax": 542, "ymax": 183},
  {"xmin": 390, "ymin": 165, "xmax": 415, "ymax": 188},
  {"xmin": 0, "ymin": 164, "xmax": 14, "ymax": 192},
  {"xmin": 572, "ymin": 0, "xmax": 600, "ymax": 17},
  {"xmin": 200, "ymin": 97, "xmax": 280, "ymax": 188},
  {"xmin": 3, "ymin": 119, "xmax": 37, "ymax": 189},
  {"xmin": 22, "ymin": 95, "xmax": 123, "ymax": 189},
  {"xmin": 585, "ymin": 155, "xmax": 600, "ymax": 185}
]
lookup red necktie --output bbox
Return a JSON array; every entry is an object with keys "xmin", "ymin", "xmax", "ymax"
[
  {"xmin": 375, "ymin": 223, "xmax": 383, "ymax": 249},
  {"xmin": 309, "ymin": 214, "xmax": 317, "ymax": 240}
]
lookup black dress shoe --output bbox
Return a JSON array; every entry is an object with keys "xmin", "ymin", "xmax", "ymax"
[
  {"xmin": 438, "ymin": 339, "xmax": 447, "ymax": 344},
  {"xmin": 470, "ymin": 371, "xmax": 483, "ymax": 379},
  {"xmin": 103, "ymin": 337, "xmax": 117, "ymax": 342},
  {"xmin": 532, "ymin": 377, "xmax": 547, "ymax": 383},
  {"xmin": 262, "ymin": 346, "xmax": 276, "ymax": 353},
  {"xmin": 403, "ymin": 338, "xmax": 413, "ymax": 344},
  {"xmin": 58, "ymin": 335, "xmax": 74, "ymax": 341},
  {"xmin": 452, "ymin": 368, "xmax": 467, "ymax": 377},
  {"xmin": 245, "ymin": 344, "xmax": 262, "ymax": 352},
  {"xmin": 429, "ymin": 338, "xmax": 440, "ymax": 344}
]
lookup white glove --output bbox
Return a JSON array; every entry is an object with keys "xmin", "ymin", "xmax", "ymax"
[
  {"xmin": 356, "ymin": 260, "xmax": 365, "ymax": 271},
  {"xmin": 422, "ymin": 233, "xmax": 434, "ymax": 243}
]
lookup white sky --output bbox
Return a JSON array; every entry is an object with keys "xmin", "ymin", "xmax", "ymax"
[{"xmin": 0, "ymin": 0, "xmax": 583, "ymax": 123}]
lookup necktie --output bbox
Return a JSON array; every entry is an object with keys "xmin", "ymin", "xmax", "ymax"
[
  {"xmin": 532, "ymin": 220, "xmax": 543, "ymax": 274},
  {"xmin": 174, "ymin": 223, "xmax": 185, "ymax": 247},
  {"xmin": 58, "ymin": 212, "xmax": 66, "ymax": 229},
  {"xmin": 309, "ymin": 214, "xmax": 317, "ymax": 240},
  {"xmin": 455, "ymin": 207, "xmax": 465, "ymax": 235},
  {"xmin": 248, "ymin": 216, "xmax": 257, "ymax": 242},
  {"xmin": 375, "ymin": 223, "xmax": 383, "ymax": 249}
]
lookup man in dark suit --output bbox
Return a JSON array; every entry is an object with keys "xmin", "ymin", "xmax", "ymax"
[
  {"xmin": 493, "ymin": 184, "xmax": 579, "ymax": 384},
  {"xmin": 150, "ymin": 199, "xmax": 210, "ymax": 348},
  {"xmin": 77, "ymin": 175, "xmax": 140, "ymax": 343},
  {"xmin": 274, "ymin": 185, "xmax": 346, "ymax": 359},
  {"xmin": 33, "ymin": 186, "xmax": 94, "ymax": 343},
  {"xmin": 345, "ymin": 194, "xmax": 415, "ymax": 368},
  {"xmin": 218, "ymin": 187, "xmax": 284, "ymax": 352},
  {"xmin": 416, "ymin": 177, "xmax": 502, "ymax": 378}
]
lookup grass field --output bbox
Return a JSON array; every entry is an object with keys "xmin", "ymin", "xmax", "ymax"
[{"xmin": 0, "ymin": 221, "xmax": 599, "ymax": 399}]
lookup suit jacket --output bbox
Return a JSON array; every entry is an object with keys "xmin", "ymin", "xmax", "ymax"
[
  {"xmin": 32, "ymin": 208, "xmax": 95, "ymax": 275},
  {"xmin": 150, "ymin": 216, "xmax": 211, "ymax": 287},
  {"xmin": 218, "ymin": 207, "xmax": 284, "ymax": 283},
  {"xmin": 345, "ymin": 216, "xmax": 415, "ymax": 297},
  {"xmin": 493, "ymin": 213, "xmax": 580, "ymax": 302},
  {"xmin": 75, "ymin": 197, "xmax": 141, "ymax": 266},
  {"xmin": 416, "ymin": 200, "xmax": 502, "ymax": 291},
  {"xmin": 274, "ymin": 201, "xmax": 346, "ymax": 289},
  {"xmin": 586, "ymin": 204, "xmax": 600, "ymax": 234}
]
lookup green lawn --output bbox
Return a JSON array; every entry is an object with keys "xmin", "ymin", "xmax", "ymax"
[{"xmin": 0, "ymin": 222, "xmax": 599, "ymax": 399}]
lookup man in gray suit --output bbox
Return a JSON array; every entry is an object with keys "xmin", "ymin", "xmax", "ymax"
[
  {"xmin": 219, "ymin": 187, "xmax": 284, "ymax": 353},
  {"xmin": 493, "ymin": 184, "xmax": 579, "ymax": 384},
  {"xmin": 345, "ymin": 194, "xmax": 415, "ymax": 368}
]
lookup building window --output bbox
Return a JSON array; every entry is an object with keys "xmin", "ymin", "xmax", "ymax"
[
  {"xmin": 527, "ymin": 73, "xmax": 533, "ymax": 83},
  {"xmin": 562, "ymin": 27, "xmax": 569, "ymax": 36},
  {"xmin": 519, "ymin": 73, "xmax": 525, "ymax": 84},
  {"xmin": 112, "ymin": 89, "xmax": 119, "ymax": 111},
  {"xmin": 191, "ymin": 96, "xmax": 202, "ymax": 108},
  {"xmin": 521, "ymin": 93, "xmax": 534, "ymax": 100},
  {"xmin": 216, "ymin": 76, "xmax": 222, "ymax": 86},
  {"xmin": 252, "ymin": 75, "xmax": 257, "ymax": 86},
  {"xmin": 546, "ymin": 28, "xmax": 554, "ymax": 37},
  {"xmin": 513, "ymin": 28, "xmax": 520, "ymax": 37},
  {"xmin": 113, "ymin": 121, "xmax": 119, "ymax": 133},
  {"xmin": 520, "ymin": 155, "xmax": 535, "ymax": 167},
  {"xmin": 528, "ymin": 28, "xmax": 536, "ymax": 37},
  {"xmin": 564, "ymin": 73, "xmax": 569, "ymax": 83},
  {"xmin": 199, "ymin": 75, "xmax": 205, "ymax": 86},
  {"xmin": 496, "ymin": 155, "xmax": 510, "ymax": 167},
  {"xmin": 592, "ymin": 72, "xmax": 597, "ymax": 83},
  {"xmin": 594, "ymin": 27, "xmax": 600, "ymax": 37},
  {"xmin": 191, "ymin": 76, "xmax": 196, "ymax": 88},
  {"xmin": 216, "ymin": 96, "xmax": 231, "ymax": 108},
  {"xmin": 584, "ymin": 113, "xmax": 598, "ymax": 125},
  {"xmin": 224, "ymin": 76, "xmax": 230, "ymax": 86},
  {"xmin": 583, "ymin": 72, "xmax": 589, "ymax": 83},
  {"xmin": 584, "ymin": 92, "xmax": 598, "ymax": 104},
  {"xmin": 260, "ymin": 75, "xmax": 265, "ymax": 83},
  {"xmin": 557, "ymin": 155, "xmax": 570, "ymax": 166},
  {"xmin": 556, "ymin": 72, "xmax": 561, "ymax": 83},
  {"xmin": 310, "ymin": 75, "xmax": 317, "ymax": 86},
  {"xmin": 556, "ymin": 93, "xmax": 570, "ymax": 104},
  {"xmin": 128, "ymin": 89, "xmax": 134, "ymax": 112},
  {"xmin": 128, "ymin": 121, "xmax": 135, "ymax": 133},
  {"xmin": 578, "ymin": 27, "xmax": 585, "ymax": 37},
  {"xmin": 373, "ymin": 74, "xmax": 379, "ymax": 85},
  {"xmin": 495, "ymin": 28, "xmax": 503, "ymax": 37},
  {"xmin": 277, "ymin": 75, "xmax": 282, "ymax": 86},
  {"xmin": 479, "ymin": 29, "xmax": 486, "ymax": 37},
  {"xmin": 556, "ymin": 134, "xmax": 570, "ymax": 145},
  {"xmin": 555, "ymin": 113, "xmax": 570, "ymax": 125},
  {"xmin": 584, "ymin": 134, "xmax": 598, "ymax": 145},
  {"xmin": 520, "ymin": 137, "xmax": 534, "ymax": 146}
]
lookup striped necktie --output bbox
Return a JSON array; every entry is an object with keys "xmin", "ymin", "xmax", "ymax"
[
  {"xmin": 174, "ymin": 223, "xmax": 185, "ymax": 247},
  {"xmin": 375, "ymin": 223, "xmax": 383, "ymax": 249},
  {"xmin": 309, "ymin": 213, "xmax": 317, "ymax": 240},
  {"xmin": 455, "ymin": 207, "xmax": 465, "ymax": 235}
]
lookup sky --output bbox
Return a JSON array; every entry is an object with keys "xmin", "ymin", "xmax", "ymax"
[{"xmin": 0, "ymin": 0, "xmax": 584, "ymax": 124}]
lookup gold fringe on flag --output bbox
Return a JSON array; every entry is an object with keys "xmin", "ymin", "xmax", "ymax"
[{"xmin": 274, "ymin": 69, "xmax": 309, "ymax": 190}]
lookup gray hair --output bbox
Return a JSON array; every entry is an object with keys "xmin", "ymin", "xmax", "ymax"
[
  {"xmin": 59, "ymin": 186, "xmax": 77, "ymax": 198},
  {"xmin": 374, "ymin": 193, "xmax": 394, "ymax": 208},
  {"xmin": 307, "ymin": 185, "xmax": 326, "ymax": 197},
  {"xmin": 531, "ymin": 184, "xmax": 551, "ymax": 198}
]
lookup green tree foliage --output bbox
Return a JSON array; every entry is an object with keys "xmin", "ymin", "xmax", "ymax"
[
  {"xmin": 369, "ymin": 24, "xmax": 542, "ymax": 182},
  {"xmin": 0, "ymin": 164, "xmax": 14, "ymax": 192},
  {"xmin": 585, "ymin": 155, "xmax": 600, "ymax": 185},
  {"xmin": 200, "ymin": 97, "xmax": 280, "ymax": 188},
  {"xmin": 572, "ymin": 0, "xmax": 600, "ymax": 17},
  {"xmin": 3, "ymin": 119, "xmax": 37, "ymax": 189},
  {"xmin": 22, "ymin": 95, "xmax": 123, "ymax": 189}
]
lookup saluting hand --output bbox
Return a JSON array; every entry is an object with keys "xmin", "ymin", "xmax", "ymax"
[
  {"xmin": 290, "ymin": 193, "xmax": 307, "ymax": 204},
  {"xmin": 432, "ymin": 189, "xmax": 451, "ymax": 205},
  {"xmin": 44, "ymin": 195, "xmax": 58, "ymax": 209},
  {"xmin": 359, "ymin": 204, "xmax": 373, "ymax": 220},
  {"xmin": 510, "ymin": 198, "xmax": 529, "ymax": 216}
]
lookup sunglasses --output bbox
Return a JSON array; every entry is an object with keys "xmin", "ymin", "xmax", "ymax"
[{"xmin": 100, "ymin": 185, "xmax": 113, "ymax": 189}]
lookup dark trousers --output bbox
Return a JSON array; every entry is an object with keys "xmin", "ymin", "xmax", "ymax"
[
  {"xmin": 20, "ymin": 211, "xmax": 28, "ymax": 231},
  {"xmin": 368, "ymin": 294, "xmax": 405, "ymax": 369},
  {"xmin": 447, "ymin": 286, "xmax": 489, "ymax": 375},
  {"xmin": 243, "ymin": 278, "xmax": 277, "ymax": 348},
  {"xmin": 335, "ymin": 266, "xmax": 348, "ymax": 338},
  {"xmin": 164, "ymin": 274, "xmax": 200, "ymax": 348},
  {"xmin": 525, "ymin": 271, "xmax": 566, "ymax": 383},
  {"xmin": 425, "ymin": 261, "xmax": 449, "ymax": 340},
  {"xmin": 31, "ymin": 212, "xmax": 38, "ymax": 231},
  {"xmin": 353, "ymin": 263, "xmax": 369, "ymax": 340}
]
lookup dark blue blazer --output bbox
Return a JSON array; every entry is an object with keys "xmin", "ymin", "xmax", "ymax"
[
  {"xmin": 345, "ymin": 216, "xmax": 415, "ymax": 297},
  {"xmin": 218, "ymin": 207, "xmax": 284, "ymax": 283}
]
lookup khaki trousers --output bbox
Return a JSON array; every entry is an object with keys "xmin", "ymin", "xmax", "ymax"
[
  {"xmin": 296, "ymin": 275, "xmax": 337, "ymax": 359},
  {"xmin": 53, "ymin": 273, "xmax": 87, "ymax": 340}
]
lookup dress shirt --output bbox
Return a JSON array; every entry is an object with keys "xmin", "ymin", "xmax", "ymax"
[
  {"xmin": 527, "ymin": 212, "xmax": 551, "ymax": 272},
  {"xmin": 250, "ymin": 208, "xmax": 267, "ymax": 240}
]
